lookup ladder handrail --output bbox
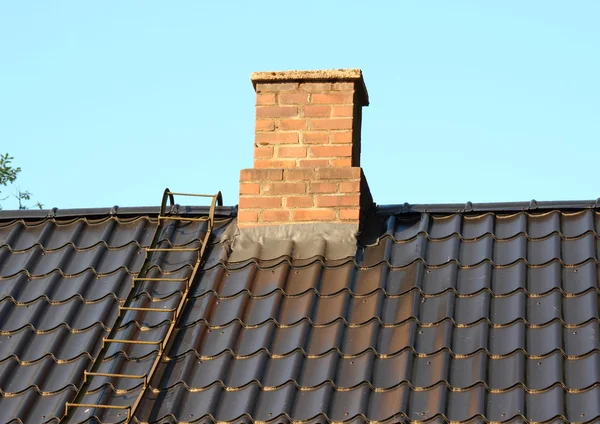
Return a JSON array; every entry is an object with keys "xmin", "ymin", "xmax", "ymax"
[
  {"xmin": 160, "ymin": 188, "xmax": 223, "ymax": 218},
  {"xmin": 61, "ymin": 189, "xmax": 222, "ymax": 424},
  {"xmin": 126, "ymin": 191, "xmax": 221, "ymax": 422}
]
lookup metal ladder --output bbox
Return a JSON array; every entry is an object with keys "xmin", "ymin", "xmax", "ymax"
[{"xmin": 62, "ymin": 188, "xmax": 223, "ymax": 423}]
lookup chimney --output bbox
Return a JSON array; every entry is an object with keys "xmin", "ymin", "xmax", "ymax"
[{"xmin": 239, "ymin": 69, "xmax": 372, "ymax": 229}]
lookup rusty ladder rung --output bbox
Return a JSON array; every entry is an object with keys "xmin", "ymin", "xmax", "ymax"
[
  {"xmin": 120, "ymin": 306, "xmax": 176, "ymax": 313},
  {"xmin": 158, "ymin": 215, "xmax": 210, "ymax": 222},
  {"xmin": 65, "ymin": 403, "xmax": 130, "ymax": 411},
  {"xmin": 131, "ymin": 276, "xmax": 189, "ymax": 288},
  {"xmin": 132, "ymin": 277, "xmax": 188, "ymax": 282},
  {"xmin": 102, "ymin": 338, "xmax": 163, "ymax": 347},
  {"xmin": 84, "ymin": 371, "xmax": 148, "ymax": 383},
  {"xmin": 146, "ymin": 247, "xmax": 199, "ymax": 252},
  {"xmin": 165, "ymin": 192, "xmax": 216, "ymax": 197}
]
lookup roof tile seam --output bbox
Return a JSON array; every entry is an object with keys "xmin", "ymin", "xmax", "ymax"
[
  {"xmin": 0, "ymin": 262, "xmax": 193, "ymax": 280},
  {"xmin": 145, "ymin": 379, "xmax": 600, "ymax": 395},
  {"xmin": 397, "ymin": 208, "xmax": 600, "ymax": 219},
  {"xmin": 214, "ymin": 256, "xmax": 600, "ymax": 272},
  {"xmin": 0, "ymin": 292, "xmax": 125, "ymax": 306},
  {"xmin": 0, "ymin": 291, "xmax": 184, "ymax": 305},
  {"xmin": 0, "ymin": 321, "xmax": 111, "ymax": 336},
  {"xmin": 174, "ymin": 315, "xmax": 600, "ymax": 330},
  {"xmin": 96, "ymin": 345, "xmax": 600, "ymax": 362},
  {"xmin": 0, "ymin": 237, "xmax": 207, "ymax": 254},
  {"xmin": 187, "ymin": 286, "xmax": 600, "ymax": 300},
  {"xmin": 0, "ymin": 383, "xmax": 79, "ymax": 397},
  {"xmin": 364, "ymin": 229, "xmax": 600, "ymax": 246},
  {"xmin": 137, "ymin": 410, "xmax": 597, "ymax": 424},
  {"xmin": 0, "ymin": 352, "xmax": 94, "ymax": 366},
  {"xmin": 0, "ymin": 215, "xmax": 156, "ymax": 228},
  {"xmin": 162, "ymin": 346, "xmax": 600, "ymax": 362}
]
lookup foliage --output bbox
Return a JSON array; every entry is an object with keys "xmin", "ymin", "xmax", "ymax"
[{"xmin": 0, "ymin": 153, "xmax": 43, "ymax": 210}]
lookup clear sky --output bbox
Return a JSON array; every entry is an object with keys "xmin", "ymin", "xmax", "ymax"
[{"xmin": 1, "ymin": 2, "xmax": 598, "ymax": 210}]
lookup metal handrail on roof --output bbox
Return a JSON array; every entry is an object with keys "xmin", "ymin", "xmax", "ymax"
[{"xmin": 62, "ymin": 188, "xmax": 222, "ymax": 424}]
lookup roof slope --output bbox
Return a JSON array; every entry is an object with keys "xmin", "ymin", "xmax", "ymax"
[
  {"xmin": 0, "ymin": 213, "xmax": 232, "ymax": 423},
  {"xmin": 1, "ymin": 206, "xmax": 600, "ymax": 423}
]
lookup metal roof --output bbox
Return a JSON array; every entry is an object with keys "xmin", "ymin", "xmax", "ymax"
[{"xmin": 0, "ymin": 205, "xmax": 599, "ymax": 423}]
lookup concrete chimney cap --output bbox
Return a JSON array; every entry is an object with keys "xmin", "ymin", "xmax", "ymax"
[{"xmin": 250, "ymin": 69, "xmax": 369, "ymax": 106}]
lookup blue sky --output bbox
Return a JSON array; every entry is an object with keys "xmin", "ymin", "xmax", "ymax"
[{"xmin": 1, "ymin": 2, "xmax": 598, "ymax": 210}]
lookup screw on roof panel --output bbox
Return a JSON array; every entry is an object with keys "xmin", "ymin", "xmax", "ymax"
[{"xmin": 528, "ymin": 199, "xmax": 538, "ymax": 210}]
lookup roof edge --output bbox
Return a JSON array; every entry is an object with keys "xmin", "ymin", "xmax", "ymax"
[
  {"xmin": 0, "ymin": 205, "xmax": 236, "ymax": 220},
  {"xmin": 378, "ymin": 199, "xmax": 600, "ymax": 215},
  {"xmin": 3, "ymin": 198, "xmax": 598, "ymax": 221}
]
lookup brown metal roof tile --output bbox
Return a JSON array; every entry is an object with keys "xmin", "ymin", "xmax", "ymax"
[
  {"xmin": 0, "ymin": 355, "xmax": 90, "ymax": 394},
  {"xmin": 3, "ymin": 207, "xmax": 600, "ymax": 423},
  {"xmin": 0, "ymin": 325, "xmax": 105, "ymax": 363},
  {"xmin": 0, "ymin": 387, "xmax": 76, "ymax": 423}
]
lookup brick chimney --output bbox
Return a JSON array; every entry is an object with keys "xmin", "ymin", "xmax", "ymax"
[{"xmin": 238, "ymin": 69, "xmax": 372, "ymax": 229}]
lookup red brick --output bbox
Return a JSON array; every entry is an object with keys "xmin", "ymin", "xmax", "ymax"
[
  {"xmin": 299, "ymin": 159, "xmax": 329, "ymax": 167},
  {"xmin": 254, "ymin": 159, "xmax": 296, "ymax": 168},
  {"xmin": 311, "ymin": 92, "xmax": 353, "ymax": 104},
  {"xmin": 240, "ymin": 169, "xmax": 283, "ymax": 182},
  {"xmin": 255, "ymin": 132, "xmax": 299, "ymax": 144},
  {"xmin": 339, "ymin": 181, "xmax": 360, "ymax": 193},
  {"xmin": 333, "ymin": 82, "xmax": 355, "ymax": 91},
  {"xmin": 317, "ymin": 167, "xmax": 361, "ymax": 180},
  {"xmin": 309, "ymin": 182, "xmax": 337, "ymax": 194},
  {"xmin": 239, "ymin": 183, "xmax": 260, "ymax": 194},
  {"xmin": 276, "ymin": 119, "xmax": 307, "ymax": 131},
  {"xmin": 291, "ymin": 208, "xmax": 336, "ymax": 221},
  {"xmin": 285, "ymin": 196, "xmax": 314, "ymax": 207},
  {"xmin": 262, "ymin": 209, "xmax": 290, "ymax": 222},
  {"xmin": 256, "ymin": 106, "xmax": 298, "ymax": 118},
  {"xmin": 302, "ymin": 132, "xmax": 329, "ymax": 144},
  {"xmin": 278, "ymin": 91, "xmax": 309, "ymax": 105},
  {"xmin": 277, "ymin": 146, "xmax": 307, "ymax": 158},
  {"xmin": 299, "ymin": 82, "xmax": 332, "ymax": 92},
  {"xmin": 284, "ymin": 168, "xmax": 316, "ymax": 180},
  {"xmin": 256, "ymin": 82, "xmax": 298, "ymax": 92},
  {"xmin": 239, "ymin": 196, "xmax": 282, "ymax": 209},
  {"xmin": 262, "ymin": 182, "xmax": 306, "ymax": 195},
  {"xmin": 309, "ymin": 118, "xmax": 352, "ymax": 131},
  {"xmin": 255, "ymin": 119, "xmax": 275, "ymax": 131},
  {"xmin": 238, "ymin": 210, "xmax": 258, "ymax": 222},
  {"xmin": 302, "ymin": 105, "xmax": 331, "ymax": 117},
  {"xmin": 254, "ymin": 146, "xmax": 273, "ymax": 158},
  {"xmin": 331, "ymin": 158, "xmax": 353, "ymax": 167},
  {"xmin": 331, "ymin": 131, "xmax": 352, "ymax": 144},
  {"xmin": 310, "ymin": 145, "xmax": 352, "ymax": 158},
  {"xmin": 256, "ymin": 93, "xmax": 276, "ymax": 105},
  {"xmin": 315, "ymin": 195, "xmax": 360, "ymax": 207},
  {"xmin": 332, "ymin": 106, "xmax": 354, "ymax": 117},
  {"xmin": 340, "ymin": 208, "xmax": 360, "ymax": 220}
]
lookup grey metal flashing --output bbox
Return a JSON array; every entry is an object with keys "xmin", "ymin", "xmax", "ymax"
[{"xmin": 228, "ymin": 222, "xmax": 359, "ymax": 262}]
